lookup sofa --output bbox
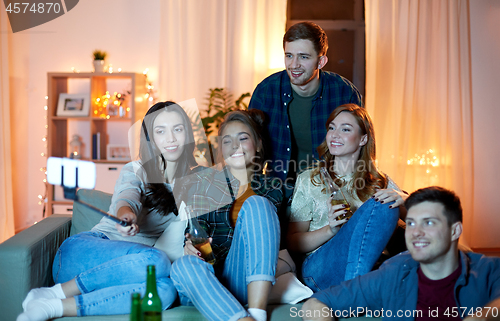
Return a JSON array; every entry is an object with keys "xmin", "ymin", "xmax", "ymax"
[{"xmin": 0, "ymin": 189, "xmax": 379, "ymax": 321}]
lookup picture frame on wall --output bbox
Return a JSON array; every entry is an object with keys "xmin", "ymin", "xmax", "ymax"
[{"xmin": 56, "ymin": 93, "xmax": 90, "ymax": 117}]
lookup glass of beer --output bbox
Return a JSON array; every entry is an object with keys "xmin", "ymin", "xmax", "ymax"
[
  {"xmin": 191, "ymin": 237, "xmax": 216, "ymax": 265},
  {"xmin": 320, "ymin": 167, "xmax": 353, "ymax": 225}
]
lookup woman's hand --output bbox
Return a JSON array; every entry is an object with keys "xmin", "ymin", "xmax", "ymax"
[
  {"xmin": 183, "ymin": 233, "xmax": 212, "ymax": 261},
  {"xmin": 115, "ymin": 206, "xmax": 139, "ymax": 237},
  {"xmin": 372, "ymin": 189, "xmax": 408, "ymax": 209},
  {"xmin": 327, "ymin": 196, "xmax": 348, "ymax": 233}
]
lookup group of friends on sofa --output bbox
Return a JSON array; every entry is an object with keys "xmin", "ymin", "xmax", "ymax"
[{"xmin": 18, "ymin": 22, "xmax": 500, "ymax": 321}]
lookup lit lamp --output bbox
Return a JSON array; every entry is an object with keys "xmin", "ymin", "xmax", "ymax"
[{"xmin": 69, "ymin": 134, "xmax": 82, "ymax": 159}]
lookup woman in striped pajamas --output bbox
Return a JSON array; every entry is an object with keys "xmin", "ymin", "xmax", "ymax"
[{"xmin": 171, "ymin": 110, "xmax": 283, "ymax": 321}]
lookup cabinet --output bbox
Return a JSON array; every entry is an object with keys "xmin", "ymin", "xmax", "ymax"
[{"xmin": 46, "ymin": 72, "xmax": 149, "ymax": 216}]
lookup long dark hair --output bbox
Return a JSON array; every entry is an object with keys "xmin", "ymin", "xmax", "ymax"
[
  {"xmin": 140, "ymin": 101, "xmax": 197, "ymax": 216},
  {"xmin": 139, "ymin": 101, "xmax": 197, "ymax": 182}
]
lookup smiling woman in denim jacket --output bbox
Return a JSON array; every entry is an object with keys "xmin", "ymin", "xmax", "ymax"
[
  {"xmin": 287, "ymin": 104, "xmax": 407, "ymax": 292},
  {"xmin": 17, "ymin": 101, "xmax": 198, "ymax": 321}
]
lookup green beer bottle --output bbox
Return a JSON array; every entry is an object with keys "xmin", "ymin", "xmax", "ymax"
[
  {"xmin": 141, "ymin": 265, "xmax": 162, "ymax": 321},
  {"xmin": 130, "ymin": 292, "xmax": 142, "ymax": 321}
]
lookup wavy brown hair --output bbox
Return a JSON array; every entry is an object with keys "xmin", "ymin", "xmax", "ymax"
[
  {"xmin": 312, "ymin": 104, "xmax": 387, "ymax": 202},
  {"xmin": 283, "ymin": 21, "xmax": 328, "ymax": 56}
]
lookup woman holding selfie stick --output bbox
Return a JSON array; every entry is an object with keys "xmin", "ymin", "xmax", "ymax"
[
  {"xmin": 171, "ymin": 110, "xmax": 282, "ymax": 321},
  {"xmin": 18, "ymin": 101, "xmax": 197, "ymax": 320},
  {"xmin": 287, "ymin": 104, "xmax": 407, "ymax": 292}
]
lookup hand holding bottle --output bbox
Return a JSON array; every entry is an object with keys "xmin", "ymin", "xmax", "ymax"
[
  {"xmin": 184, "ymin": 233, "xmax": 214, "ymax": 261},
  {"xmin": 327, "ymin": 197, "xmax": 348, "ymax": 234},
  {"xmin": 320, "ymin": 166, "xmax": 353, "ymax": 227},
  {"xmin": 184, "ymin": 206, "xmax": 216, "ymax": 265}
]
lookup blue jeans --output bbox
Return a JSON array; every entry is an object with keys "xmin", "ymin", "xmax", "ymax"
[
  {"xmin": 170, "ymin": 196, "xmax": 280, "ymax": 321},
  {"xmin": 53, "ymin": 231, "xmax": 177, "ymax": 316},
  {"xmin": 302, "ymin": 198, "xmax": 399, "ymax": 292}
]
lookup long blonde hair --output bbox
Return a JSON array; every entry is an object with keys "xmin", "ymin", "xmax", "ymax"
[{"xmin": 312, "ymin": 104, "xmax": 387, "ymax": 202}]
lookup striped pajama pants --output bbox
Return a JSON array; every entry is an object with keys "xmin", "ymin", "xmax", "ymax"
[{"xmin": 171, "ymin": 195, "xmax": 280, "ymax": 321}]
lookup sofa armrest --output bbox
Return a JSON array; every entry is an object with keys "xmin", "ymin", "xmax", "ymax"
[{"xmin": 0, "ymin": 214, "xmax": 72, "ymax": 321}]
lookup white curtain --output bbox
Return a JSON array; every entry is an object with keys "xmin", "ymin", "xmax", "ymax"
[
  {"xmin": 158, "ymin": 0, "xmax": 287, "ymax": 109},
  {"xmin": 0, "ymin": 9, "xmax": 15, "ymax": 242},
  {"xmin": 365, "ymin": 0, "xmax": 473, "ymax": 243}
]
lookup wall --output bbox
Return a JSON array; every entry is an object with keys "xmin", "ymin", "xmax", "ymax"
[
  {"xmin": 470, "ymin": 0, "xmax": 500, "ymax": 248},
  {"xmin": 8, "ymin": 0, "xmax": 162, "ymax": 230}
]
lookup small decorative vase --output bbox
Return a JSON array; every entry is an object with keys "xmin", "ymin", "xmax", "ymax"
[{"xmin": 93, "ymin": 60, "xmax": 105, "ymax": 73}]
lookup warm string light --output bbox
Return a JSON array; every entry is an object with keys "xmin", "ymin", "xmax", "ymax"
[
  {"xmin": 93, "ymin": 91, "xmax": 128, "ymax": 119},
  {"xmin": 143, "ymin": 68, "xmax": 157, "ymax": 107},
  {"xmin": 39, "ymin": 96, "xmax": 49, "ymax": 209},
  {"xmin": 106, "ymin": 64, "xmax": 123, "ymax": 74},
  {"xmin": 70, "ymin": 66, "xmax": 123, "ymax": 73},
  {"xmin": 407, "ymin": 149, "xmax": 440, "ymax": 174}
]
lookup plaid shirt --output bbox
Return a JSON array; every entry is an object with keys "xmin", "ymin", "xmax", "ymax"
[
  {"xmin": 186, "ymin": 167, "xmax": 283, "ymax": 270},
  {"xmin": 248, "ymin": 70, "xmax": 363, "ymax": 182}
]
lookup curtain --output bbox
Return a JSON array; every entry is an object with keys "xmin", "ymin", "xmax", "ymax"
[
  {"xmin": 365, "ymin": 0, "xmax": 473, "ymax": 244},
  {"xmin": 158, "ymin": 0, "xmax": 286, "ymax": 110},
  {"xmin": 0, "ymin": 9, "xmax": 15, "ymax": 242}
]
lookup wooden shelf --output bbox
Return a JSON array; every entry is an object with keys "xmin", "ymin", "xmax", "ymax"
[{"xmin": 46, "ymin": 72, "xmax": 148, "ymax": 216}]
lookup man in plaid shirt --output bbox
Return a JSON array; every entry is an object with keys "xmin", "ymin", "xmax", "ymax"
[{"xmin": 249, "ymin": 21, "xmax": 363, "ymax": 186}]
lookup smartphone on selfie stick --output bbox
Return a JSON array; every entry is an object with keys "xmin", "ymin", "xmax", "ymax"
[{"xmin": 47, "ymin": 157, "xmax": 130, "ymax": 227}]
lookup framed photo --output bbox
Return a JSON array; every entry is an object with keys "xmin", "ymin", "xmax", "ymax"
[
  {"xmin": 107, "ymin": 144, "xmax": 131, "ymax": 161},
  {"xmin": 56, "ymin": 93, "xmax": 90, "ymax": 117}
]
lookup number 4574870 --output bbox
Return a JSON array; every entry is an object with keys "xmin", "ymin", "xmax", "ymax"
[{"xmin": 5, "ymin": 2, "xmax": 62, "ymax": 14}]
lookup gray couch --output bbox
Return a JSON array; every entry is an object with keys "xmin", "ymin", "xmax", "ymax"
[{"xmin": 0, "ymin": 189, "xmax": 377, "ymax": 321}]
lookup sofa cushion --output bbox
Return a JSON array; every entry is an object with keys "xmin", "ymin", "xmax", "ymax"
[{"xmin": 70, "ymin": 189, "xmax": 113, "ymax": 236}]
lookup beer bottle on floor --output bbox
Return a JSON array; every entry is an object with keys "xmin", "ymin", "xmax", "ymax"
[
  {"xmin": 130, "ymin": 292, "xmax": 141, "ymax": 321},
  {"xmin": 186, "ymin": 206, "xmax": 216, "ymax": 265},
  {"xmin": 141, "ymin": 265, "xmax": 162, "ymax": 321}
]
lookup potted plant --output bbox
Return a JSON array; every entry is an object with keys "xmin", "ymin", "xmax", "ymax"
[
  {"xmin": 199, "ymin": 88, "xmax": 251, "ymax": 164},
  {"xmin": 92, "ymin": 50, "xmax": 107, "ymax": 73}
]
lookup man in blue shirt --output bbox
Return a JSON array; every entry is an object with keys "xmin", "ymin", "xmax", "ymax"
[
  {"xmin": 248, "ymin": 21, "xmax": 362, "ymax": 186},
  {"xmin": 300, "ymin": 186, "xmax": 500, "ymax": 321}
]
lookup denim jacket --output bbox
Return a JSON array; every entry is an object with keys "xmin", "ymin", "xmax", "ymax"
[{"xmin": 313, "ymin": 251, "xmax": 500, "ymax": 320}]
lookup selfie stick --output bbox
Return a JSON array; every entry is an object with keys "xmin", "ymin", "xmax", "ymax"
[{"xmin": 61, "ymin": 165, "xmax": 130, "ymax": 227}]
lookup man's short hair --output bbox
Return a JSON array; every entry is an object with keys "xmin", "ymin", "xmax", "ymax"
[
  {"xmin": 283, "ymin": 21, "xmax": 328, "ymax": 56},
  {"xmin": 404, "ymin": 186, "xmax": 463, "ymax": 225}
]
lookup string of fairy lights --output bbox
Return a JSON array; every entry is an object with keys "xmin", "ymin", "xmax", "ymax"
[
  {"xmin": 38, "ymin": 97, "xmax": 48, "ymax": 211},
  {"xmin": 38, "ymin": 68, "xmax": 157, "ymax": 215}
]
